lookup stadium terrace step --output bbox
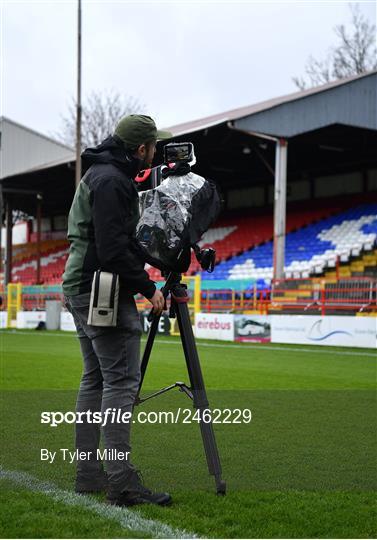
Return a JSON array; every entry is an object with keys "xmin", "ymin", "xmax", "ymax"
[
  {"xmin": 323, "ymin": 248, "xmax": 377, "ymax": 281},
  {"xmin": 350, "ymin": 262, "xmax": 365, "ymax": 272},
  {"xmin": 339, "ymin": 268, "xmax": 352, "ymax": 277}
]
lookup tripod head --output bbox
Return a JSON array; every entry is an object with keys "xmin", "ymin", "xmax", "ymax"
[{"xmin": 192, "ymin": 244, "xmax": 216, "ymax": 273}]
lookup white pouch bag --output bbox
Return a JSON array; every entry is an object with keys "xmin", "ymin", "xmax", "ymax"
[{"xmin": 87, "ymin": 270, "xmax": 119, "ymax": 327}]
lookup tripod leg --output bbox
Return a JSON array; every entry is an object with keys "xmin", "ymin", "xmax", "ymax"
[
  {"xmin": 138, "ymin": 276, "xmax": 174, "ymax": 398},
  {"xmin": 136, "ymin": 312, "xmax": 161, "ymax": 402},
  {"xmin": 174, "ymin": 297, "xmax": 226, "ymax": 495}
]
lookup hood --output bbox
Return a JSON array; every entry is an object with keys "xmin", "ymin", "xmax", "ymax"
[{"xmin": 81, "ymin": 135, "xmax": 141, "ymax": 178}]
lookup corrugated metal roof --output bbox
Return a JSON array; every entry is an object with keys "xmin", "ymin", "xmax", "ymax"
[
  {"xmin": 0, "ymin": 116, "xmax": 73, "ymax": 150},
  {"xmin": 166, "ymin": 70, "xmax": 377, "ymax": 136},
  {"xmin": 0, "ymin": 117, "xmax": 74, "ymax": 179}
]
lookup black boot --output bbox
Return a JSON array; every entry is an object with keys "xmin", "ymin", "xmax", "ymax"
[{"xmin": 107, "ymin": 469, "xmax": 172, "ymax": 507}]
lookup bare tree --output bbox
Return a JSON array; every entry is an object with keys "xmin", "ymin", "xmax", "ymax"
[
  {"xmin": 293, "ymin": 4, "xmax": 377, "ymax": 90},
  {"xmin": 56, "ymin": 90, "xmax": 145, "ymax": 149}
]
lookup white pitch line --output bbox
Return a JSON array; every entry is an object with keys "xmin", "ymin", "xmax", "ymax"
[
  {"xmin": 2, "ymin": 329, "xmax": 376, "ymax": 358},
  {"xmin": 154, "ymin": 339, "xmax": 377, "ymax": 358},
  {"xmin": 0, "ymin": 466, "xmax": 197, "ymax": 539}
]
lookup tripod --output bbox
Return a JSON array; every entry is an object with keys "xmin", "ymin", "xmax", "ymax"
[{"xmin": 134, "ymin": 271, "xmax": 226, "ymax": 495}]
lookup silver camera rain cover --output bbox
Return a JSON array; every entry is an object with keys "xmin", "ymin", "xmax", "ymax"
[{"xmin": 136, "ymin": 172, "xmax": 221, "ymax": 271}]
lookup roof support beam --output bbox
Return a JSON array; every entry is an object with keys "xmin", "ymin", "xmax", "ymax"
[
  {"xmin": 273, "ymin": 138, "xmax": 288, "ymax": 280},
  {"xmin": 4, "ymin": 199, "xmax": 13, "ymax": 286}
]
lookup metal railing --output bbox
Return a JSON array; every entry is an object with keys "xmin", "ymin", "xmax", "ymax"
[
  {"xmin": 268, "ymin": 277, "xmax": 377, "ymax": 315},
  {"xmin": 1, "ymin": 277, "xmax": 376, "ymax": 318}
]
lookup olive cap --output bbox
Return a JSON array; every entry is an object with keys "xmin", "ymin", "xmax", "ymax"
[{"xmin": 114, "ymin": 114, "xmax": 172, "ymax": 148}]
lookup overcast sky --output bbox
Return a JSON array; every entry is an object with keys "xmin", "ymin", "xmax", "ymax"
[{"xmin": 1, "ymin": 0, "xmax": 376, "ymax": 140}]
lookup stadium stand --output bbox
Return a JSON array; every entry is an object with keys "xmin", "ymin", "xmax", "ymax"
[
  {"xmin": 11, "ymin": 240, "xmax": 69, "ymax": 285},
  {"xmin": 186, "ymin": 206, "xmax": 340, "ymax": 276},
  {"xmin": 207, "ymin": 204, "xmax": 377, "ymax": 284}
]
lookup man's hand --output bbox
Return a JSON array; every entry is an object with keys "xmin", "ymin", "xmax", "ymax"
[{"xmin": 148, "ymin": 289, "xmax": 165, "ymax": 315}]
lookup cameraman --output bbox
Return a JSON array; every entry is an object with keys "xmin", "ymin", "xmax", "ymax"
[{"xmin": 62, "ymin": 115, "xmax": 172, "ymax": 507}]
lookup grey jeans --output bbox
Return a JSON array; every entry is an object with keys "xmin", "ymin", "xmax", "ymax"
[{"xmin": 64, "ymin": 290, "xmax": 142, "ymax": 493}]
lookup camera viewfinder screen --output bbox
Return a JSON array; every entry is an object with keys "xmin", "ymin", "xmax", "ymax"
[{"xmin": 165, "ymin": 144, "xmax": 190, "ymax": 162}]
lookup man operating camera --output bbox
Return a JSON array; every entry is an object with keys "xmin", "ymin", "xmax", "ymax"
[{"xmin": 62, "ymin": 114, "xmax": 172, "ymax": 507}]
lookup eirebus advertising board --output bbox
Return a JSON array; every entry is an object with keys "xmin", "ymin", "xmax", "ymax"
[
  {"xmin": 234, "ymin": 314, "xmax": 271, "ymax": 342},
  {"xmin": 194, "ymin": 313, "xmax": 270, "ymax": 342},
  {"xmin": 271, "ymin": 315, "xmax": 376, "ymax": 349},
  {"xmin": 194, "ymin": 313, "xmax": 234, "ymax": 341}
]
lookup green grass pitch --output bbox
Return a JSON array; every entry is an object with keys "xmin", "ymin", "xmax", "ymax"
[{"xmin": 1, "ymin": 329, "xmax": 376, "ymax": 538}]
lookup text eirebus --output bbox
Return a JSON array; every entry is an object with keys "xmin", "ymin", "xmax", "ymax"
[{"xmin": 197, "ymin": 318, "xmax": 232, "ymax": 330}]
